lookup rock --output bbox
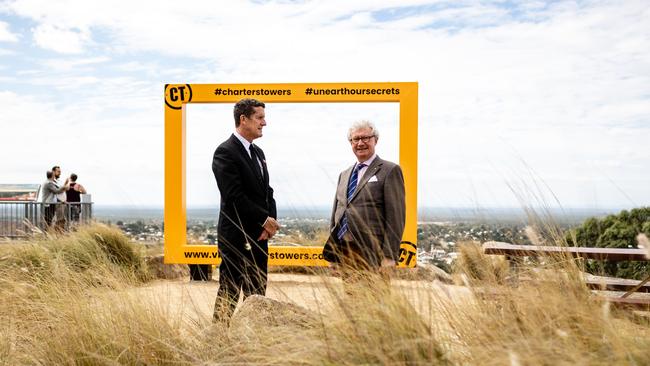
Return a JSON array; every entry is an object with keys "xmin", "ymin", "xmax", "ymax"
[
  {"xmin": 391, "ymin": 263, "xmax": 453, "ymax": 284},
  {"xmin": 145, "ymin": 255, "xmax": 189, "ymax": 279},
  {"xmin": 229, "ymin": 295, "xmax": 318, "ymax": 341},
  {"xmin": 419, "ymin": 263, "xmax": 453, "ymax": 283}
]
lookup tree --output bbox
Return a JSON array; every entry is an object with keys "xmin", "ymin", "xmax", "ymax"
[{"xmin": 567, "ymin": 207, "xmax": 650, "ymax": 279}]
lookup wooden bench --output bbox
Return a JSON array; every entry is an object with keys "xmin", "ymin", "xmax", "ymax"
[
  {"xmin": 483, "ymin": 241, "xmax": 650, "ymax": 310},
  {"xmin": 483, "ymin": 242, "xmax": 647, "ymax": 261},
  {"xmin": 583, "ymin": 274, "xmax": 650, "ymax": 293}
]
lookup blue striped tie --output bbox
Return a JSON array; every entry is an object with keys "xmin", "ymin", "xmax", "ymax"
[{"xmin": 336, "ymin": 163, "xmax": 366, "ymax": 241}]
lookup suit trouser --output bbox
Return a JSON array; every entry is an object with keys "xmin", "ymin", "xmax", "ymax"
[
  {"xmin": 213, "ymin": 239, "xmax": 268, "ymax": 322},
  {"xmin": 335, "ymin": 237, "xmax": 390, "ymax": 292},
  {"xmin": 54, "ymin": 204, "xmax": 67, "ymax": 231},
  {"xmin": 69, "ymin": 204, "xmax": 81, "ymax": 222},
  {"xmin": 44, "ymin": 205, "xmax": 56, "ymax": 227}
]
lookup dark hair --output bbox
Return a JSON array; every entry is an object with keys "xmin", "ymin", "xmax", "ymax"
[
  {"xmin": 233, "ymin": 98, "xmax": 265, "ymax": 127},
  {"xmin": 46, "ymin": 171, "xmax": 53, "ymax": 179},
  {"xmin": 70, "ymin": 173, "xmax": 78, "ymax": 182},
  {"xmin": 52, "ymin": 166, "xmax": 60, "ymax": 172}
]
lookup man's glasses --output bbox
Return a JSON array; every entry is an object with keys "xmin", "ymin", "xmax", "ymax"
[{"xmin": 349, "ymin": 135, "xmax": 375, "ymax": 144}]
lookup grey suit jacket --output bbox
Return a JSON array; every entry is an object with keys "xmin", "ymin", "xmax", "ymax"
[
  {"xmin": 324, "ymin": 156, "xmax": 406, "ymax": 266},
  {"xmin": 41, "ymin": 180, "xmax": 67, "ymax": 205}
]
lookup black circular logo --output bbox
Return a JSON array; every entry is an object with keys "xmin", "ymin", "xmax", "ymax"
[
  {"xmin": 165, "ymin": 84, "xmax": 193, "ymax": 110},
  {"xmin": 398, "ymin": 241, "xmax": 417, "ymax": 267}
]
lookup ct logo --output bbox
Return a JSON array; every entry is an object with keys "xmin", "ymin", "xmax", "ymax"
[
  {"xmin": 165, "ymin": 84, "xmax": 193, "ymax": 110},
  {"xmin": 398, "ymin": 241, "xmax": 417, "ymax": 268}
]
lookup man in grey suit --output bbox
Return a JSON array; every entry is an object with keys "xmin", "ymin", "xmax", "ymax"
[
  {"xmin": 324, "ymin": 120, "xmax": 406, "ymax": 273},
  {"xmin": 41, "ymin": 169, "xmax": 69, "ymax": 228}
]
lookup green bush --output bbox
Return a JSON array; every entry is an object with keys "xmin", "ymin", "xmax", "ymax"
[{"xmin": 567, "ymin": 207, "xmax": 650, "ymax": 279}]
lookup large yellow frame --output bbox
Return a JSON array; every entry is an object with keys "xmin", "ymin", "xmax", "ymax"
[{"xmin": 164, "ymin": 82, "xmax": 418, "ymax": 267}]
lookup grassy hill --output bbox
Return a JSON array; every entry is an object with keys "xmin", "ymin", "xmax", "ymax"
[{"xmin": 1, "ymin": 224, "xmax": 649, "ymax": 365}]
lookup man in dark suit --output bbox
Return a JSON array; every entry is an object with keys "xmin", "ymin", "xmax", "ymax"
[
  {"xmin": 324, "ymin": 120, "xmax": 406, "ymax": 274},
  {"xmin": 212, "ymin": 98, "xmax": 279, "ymax": 322}
]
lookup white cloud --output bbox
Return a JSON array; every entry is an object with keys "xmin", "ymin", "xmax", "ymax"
[
  {"xmin": 0, "ymin": 90, "xmax": 163, "ymax": 206},
  {"xmin": 32, "ymin": 23, "xmax": 90, "ymax": 54},
  {"xmin": 0, "ymin": 0, "xmax": 649, "ymax": 208},
  {"xmin": 0, "ymin": 20, "xmax": 18, "ymax": 42},
  {"xmin": 0, "ymin": 48, "xmax": 16, "ymax": 55},
  {"xmin": 42, "ymin": 56, "xmax": 109, "ymax": 71}
]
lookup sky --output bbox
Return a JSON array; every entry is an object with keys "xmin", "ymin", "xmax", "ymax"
[{"xmin": 0, "ymin": 0, "xmax": 648, "ymax": 211}]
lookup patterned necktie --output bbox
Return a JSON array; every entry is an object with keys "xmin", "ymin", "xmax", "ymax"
[{"xmin": 336, "ymin": 163, "xmax": 366, "ymax": 241}]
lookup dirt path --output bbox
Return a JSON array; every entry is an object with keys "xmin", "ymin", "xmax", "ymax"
[{"xmin": 132, "ymin": 274, "xmax": 471, "ymax": 324}]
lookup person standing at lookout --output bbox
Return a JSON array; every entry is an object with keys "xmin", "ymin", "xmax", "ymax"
[
  {"xmin": 41, "ymin": 168, "xmax": 69, "ymax": 229},
  {"xmin": 323, "ymin": 120, "xmax": 406, "ymax": 281},
  {"xmin": 51, "ymin": 166, "xmax": 70, "ymax": 231},
  {"xmin": 66, "ymin": 173, "xmax": 87, "ymax": 223},
  {"xmin": 211, "ymin": 98, "xmax": 279, "ymax": 323}
]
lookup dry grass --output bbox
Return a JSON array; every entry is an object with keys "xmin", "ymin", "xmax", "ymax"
[
  {"xmin": 450, "ymin": 243, "xmax": 650, "ymax": 365},
  {"xmin": 453, "ymin": 241, "xmax": 510, "ymax": 286},
  {"xmin": 1, "ymin": 224, "xmax": 650, "ymax": 365}
]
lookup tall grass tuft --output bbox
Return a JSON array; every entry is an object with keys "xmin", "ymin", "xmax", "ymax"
[
  {"xmin": 320, "ymin": 277, "xmax": 451, "ymax": 365},
  {"xmin": 1, "ymin": 223, "xmax": 150, "ymax": 285},
  {"xmin": 454, "ymin": 241, "xmax": 510, "ymax": 285}
]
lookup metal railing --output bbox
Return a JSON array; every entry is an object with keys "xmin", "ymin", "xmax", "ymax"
[{"xmin": 0, "ymin": 202, "xmax": 93, "ymax": 238}]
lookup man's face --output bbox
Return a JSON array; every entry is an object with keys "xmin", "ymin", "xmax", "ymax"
[
  {"xmin": 53, "ymin": 167, "xmax": 61, "ymax": 179},
  {"xmin": 239, "ymin": 106, "xmax": 266, "ymax": 141},
  {"xmin": 349, "ymin": 127, "xmax": 377, "ymax": 162}
]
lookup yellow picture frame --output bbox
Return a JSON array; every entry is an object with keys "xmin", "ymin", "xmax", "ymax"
[{"xmin": 164, "ymin": 82, "xmax": 418, "ymax": 267}]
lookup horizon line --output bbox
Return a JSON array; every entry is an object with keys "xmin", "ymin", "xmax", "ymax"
[{"xmin": 93, "ymin": 204, "xmax": 637, "ymax": 211}]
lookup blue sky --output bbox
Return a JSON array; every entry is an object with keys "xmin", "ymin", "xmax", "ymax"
[{"xmin": 0, "ymin": 0, "xmax": 649, "ymax": 210}]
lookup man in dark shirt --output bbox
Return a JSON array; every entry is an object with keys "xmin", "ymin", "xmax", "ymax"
[{"xmin": 66, "ymin": 173, "xmax": 87, "ymax": 222}]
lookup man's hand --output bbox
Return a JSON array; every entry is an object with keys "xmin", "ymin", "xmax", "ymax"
[
  {"xmin": 258, "ymin": 217, "xmax": 280, "ymax": 240},
  {"xmin": 262, "ymin": 217, "xmax": 280, "ymax": 237}
]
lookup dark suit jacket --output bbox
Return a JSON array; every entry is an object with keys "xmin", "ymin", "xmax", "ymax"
[
  {"xmin": 212, "ymin": 134, "xmax": 277, "ymax": 250},
  {"xmin": 324, "ymin": 156, "xmax": 406, "ymax": 266}
]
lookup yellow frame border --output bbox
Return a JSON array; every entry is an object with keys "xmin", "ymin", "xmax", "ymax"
[{"xmin": 164, "ymin": 82, "xmax": 418, "ymax": 267}]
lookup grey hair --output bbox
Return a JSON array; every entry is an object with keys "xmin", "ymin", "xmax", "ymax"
[{"xmin": 347, "ymin": 120, "xmax": 380, "ymax": 140}]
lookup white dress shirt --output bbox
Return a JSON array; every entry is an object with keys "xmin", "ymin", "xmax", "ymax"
[
  {"xmin": 233, "ymin": 131, "xmax": 263, "ymax": 173},
  {"xmin": 55, "ymin": 179, "xmax": 67, "ymax": 202},
  {"xmin": 356, "ymin": 154, "xmax": 377, "ymax": 180}
]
